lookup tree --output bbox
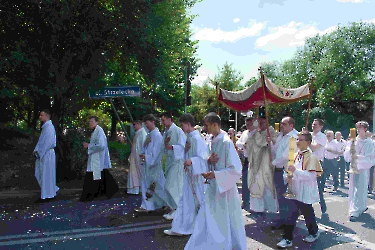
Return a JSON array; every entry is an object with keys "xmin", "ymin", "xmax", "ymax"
[
  {"xmin": 257, "ymin": 22, "xmax": 375, "ymax": 131},
  {"xmin": 188, "ymin": 62, "xmax": 244, "ymax": 129},
  {"xmin": 0, "ymin": 0, "xmax": 200, "ymax": 179}
]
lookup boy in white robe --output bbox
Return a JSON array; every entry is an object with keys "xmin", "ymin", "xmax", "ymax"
[
  {"xmin": 164, "ymin": 114, "xmax": 208, "ymax": 236},
  {"xmin": 127, "ymin": 120, "xmax": 147, "ymax": 194},
  {"xmin": 135, "ymin": 114, "xmax": 166, "ymax": 212},
  {"xmin": 344, "ymin": 121, "xmax": 374, "ymax": 221},
  {"xmin": 81, "ymin": 116, "xmax": 119, "ymax": 201},
  {"xmin": 277, "ymin": 132, "xmax": 322, "ymax": 249},
  {"xmin": 33, "ymin": 110, "xmax": 59, "ymax": 201},
  {"xmin": 160, "ymin": 112, "xmax": 186, "ymax": 220},
  {"xmin": 185, "ymin": 112, "xmax": 247, "ymax": 250}
]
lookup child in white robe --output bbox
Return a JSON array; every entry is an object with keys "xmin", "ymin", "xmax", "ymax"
[{"xmin": 277, "ymin": 131, "xmax": 322, "ymax": 249}]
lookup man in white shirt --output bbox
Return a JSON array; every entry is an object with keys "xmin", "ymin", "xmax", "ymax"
[
  {"xmin": 303, "ymin": 118, "xmax": 327, "ymax": 213},
  {"xmin": 323, "ymin": 130, "xmax": 342, "ymax": 191},
  {"xmin": 335, "ymin": 132, "xmax": 347, "ymax": 187},
  {"xmin": 269, "ymin": 116, "xmax": 298, "ymax": 229},
  {"xmin": 344, "ymin": 121, "xmax": 374, "ymax": 221},
  {"xmin": 368, "ymin": 134, "xmax": 375, "ymax": 194},
  {"xmin": 236, "ymin": 117, "xmax": 256, "ymax": 211}
]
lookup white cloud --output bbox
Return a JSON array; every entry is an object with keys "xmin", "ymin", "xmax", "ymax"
[
  {"xmin": 233, "ymin": 18, "xmax": 240, "ymax": 23},
  {"xmin": 193, "ymin": 22, "xmax": 265, "ymax": 43},
  {"xmin": 191, "ymin": 67, "xmax": 215, "ymax": 86},
  {"xmin": 337, "ymin": 0, "xmax": 363, "ymax": 3},
  {"xmin": 363, "ymin": 18, "xmax": 375, "ymax": 24},
  {"xmin": 255, "ymin": 21, "xmax": 338, "ymax": 51}
]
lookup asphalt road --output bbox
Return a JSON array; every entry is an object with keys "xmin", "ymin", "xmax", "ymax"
[{"xmin": 0, "ymin": 178, "xmax": 374, "ymax": 250}]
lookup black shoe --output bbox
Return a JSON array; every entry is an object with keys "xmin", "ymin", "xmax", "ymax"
[
  {"xmin": 35, "ymin": 197, "xmax": 55, "ymax": 203},
  {"xmin": 134, "ymin": 207, "xmax": 153, "ymax": 213},
  {"xmin": 271, "ymin": 223, "xmax": 285, "ymax": 230},
  {"xmin": 349, "ymin": 216, "xmax": 358, "ymax": 222}
]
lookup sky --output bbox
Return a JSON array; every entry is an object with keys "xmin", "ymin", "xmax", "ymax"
[{"xmin": 189, "ymin": 0, "xmax": 375, "ymax": 86}]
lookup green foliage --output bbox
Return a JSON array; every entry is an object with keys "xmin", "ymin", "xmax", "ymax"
[
  {"xmin": 73, "ymin": 108, "xmax": 111, "ymax": 134},
  {"xmin": 108, "ymin": 141, "xmax": 131, "ymax": 164},
  {"xmin": 188, "ymin": 83, "xmax": 217, "ymax": 124},
  {"xmin": 59, "ymin": 129, "xmax": 88, "ymax": 180},
  {"xmin": 1, "ymin": 0, "xmax": 200, "ymax": 178},
  {"xmin": 258, "ymin": 22, "xmax": 375, "ymax": 129},
  {"xmin": 188, "ymin": 62, "xmax": 244, "ymax": 129}
]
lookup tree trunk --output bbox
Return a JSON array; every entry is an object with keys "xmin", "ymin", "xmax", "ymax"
[{"xmin": 111, "ymin": 109, "xmax": 117, "ymax": 141}]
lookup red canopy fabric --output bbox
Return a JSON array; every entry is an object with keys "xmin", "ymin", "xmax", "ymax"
[{"xmin": 218, "ymin": 76, "xmax": 310, "ymax": 111}]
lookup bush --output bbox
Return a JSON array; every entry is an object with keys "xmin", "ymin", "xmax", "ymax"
[
  {"xmin": 58, "ymin": 129, "xmax": 87, "ymax": 180},
  {"xmin": 108, "ymin": 141, "xmax": 131, "ymax": 165}
]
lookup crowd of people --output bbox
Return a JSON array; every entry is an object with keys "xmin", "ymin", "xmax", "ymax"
[{"xmin": 32, "ymin": 109, "xmax": 375, "ymax": 249}]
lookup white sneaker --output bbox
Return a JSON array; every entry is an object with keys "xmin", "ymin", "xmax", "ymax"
[
  {"xmin": 163, "ymin": 210, "xmax": 176, "ymax": 220},
  {"xmin": 163, "ymin": 229, "xmax": 184, "ymax": 236},
  {"xmin": 303, "ymin": 231, "xmax": 320, "ymax": 243},
  {"xmin": 276, "ymin": 238, "xmax": 292, "ymax": 248}
]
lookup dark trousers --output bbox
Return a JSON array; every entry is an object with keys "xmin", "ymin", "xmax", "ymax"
[
  {"xmin": 274, "ymin": 169, "xmax": 288, "ymax": 224},
  {"xmin": 317, "ymin": 161, "xmax": 327, "ymax": 213},
  {"xmin": 369, "ymin": 166, "xmax": 375, "ymax": 192},
  {"xmin": 242, "ymin": 157, "xmax": 250, "ymax": 209},
  {"xmin": 337, "ymin": 156, "xmax": 346, "ymax": 186},
  {"xmin": 283, "ymin": 199, "xmax": 318, "ymax": 241},
  {"xmin": 323, "ymin": 158, "xmax": 339, "ymax": 189},
  {"xmin": 80, "ymin": 169, "xmax": 119, "ymax": 201}
]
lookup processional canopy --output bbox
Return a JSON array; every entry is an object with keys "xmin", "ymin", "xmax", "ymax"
[{"xmin": 218, "ymin": 76, "xmax": 310, "ymax": 112}]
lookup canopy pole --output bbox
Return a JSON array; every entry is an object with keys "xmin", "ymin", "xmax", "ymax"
[
  {"xmin": 259, "ymin": 67, "xmax": 274, "ymax": 173},
  {"xmin": 259, "ymin": 67, "xmax": 270, "ymax": 135},
  {"xmin": 305, "ymin": 76, "xmax": 315, "ymax": 129},
  {"xmin": 215, "ymin": 82, "xmax": 220, "ymax": 116},
  {"xmin": 108, "ymin": 98, "xmax": 131, "ymax": 143},
  {"xmin": 209, "ymin": 77, "xmax": 220, "ymax": 116}
]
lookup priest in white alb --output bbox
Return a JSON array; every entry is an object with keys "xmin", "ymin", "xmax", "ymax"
[
  {"xmin": 33, "ymin": 109, "xmax": 59, "ymax": 201},
  {"xmin": 127, "ymin": 120, "xmax": 147, "ymax": 194},
  {"xmin": 246, "ymin": 115, "xmax": 278, "ymax": 214},
  {"xmin": 81, "ymin": 116, "xmax": 119, "ymax": 202},
  {"xmin": 164, "ymin": 114, "xmax": 208, "ymax": 236},
  {"xmin": 160, "ymin": 112, "xmax": 186, "ymax": 220},
  {"xmin": 185, "ymin": 112, "xmax": 247, "ymax": 250},
  {"xmin": 135, "ymin": 114, "xmax": 166, "ymax": 212}
]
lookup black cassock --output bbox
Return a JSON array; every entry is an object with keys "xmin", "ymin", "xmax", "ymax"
[{"xmin": 80, "ymin": 169, "xmax": 119, "ymax": 202}]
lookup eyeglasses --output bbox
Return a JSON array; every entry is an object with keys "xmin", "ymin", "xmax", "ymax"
[{"xmin": 296, "ymin": 138, "xmax": 307, "ymax": 141}]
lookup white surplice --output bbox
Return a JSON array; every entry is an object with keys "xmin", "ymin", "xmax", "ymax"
[
  {"xmin": 34, "ymin": 120, "xmax": 59, "ymax": 199},
  {"xmin": 171, "ymin": 130, "xmax": 208, "ymax": 235},
  {"xmin": 161, "ymin": 123, "xmax": 186, "ymax": 210},
  {"xmin": 185, "ymin": 130, "xmax": 247, "ymax": 250},
  {"xmin": 127, "ymin": 127, "xmax": 147, "ymax": 194},
  {"xmin": 284, "ymin": 149, "xmax": 320, "ymax": 204},
  {"xmin": 140, "ymin": 127, "xmax": 166, "ymax": 210},
  {"xmin": 344, "ymin": 137, "xmax": 374, "ymax": 217},
  {"xmin": 87, "ymin": 125, "xmax": 112, "ymax": 180}
]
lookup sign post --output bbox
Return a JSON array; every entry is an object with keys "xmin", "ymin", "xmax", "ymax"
[{"xmin": 89, "ymin": 86, "xmax": 141, "ymax": 142}]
